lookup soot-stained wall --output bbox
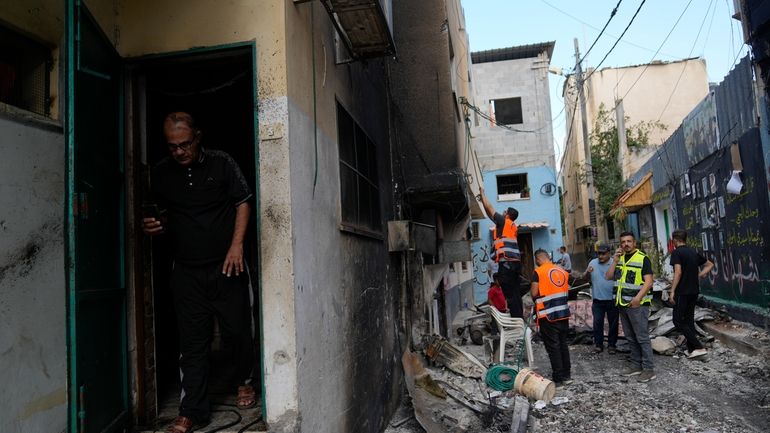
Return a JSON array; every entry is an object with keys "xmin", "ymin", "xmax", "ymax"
[
  {"xmin": 0, "ymin": 116, "xmax": 67, "ymax": 433},
  {"xmin": 286, "ymin": 3, "xmax": 401, "ymax": 433}
]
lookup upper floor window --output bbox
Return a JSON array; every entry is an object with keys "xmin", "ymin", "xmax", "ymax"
[
  {"xmin": 337, "ymin": 102, "xmax": 382, "ymax": 235},
  {"xmin": 0, "ymin": 24, "xmax": 52, "ymax": 117},
  {"xmin": 496, "ymin": 173, "xmax": 528, "ymax": 200},
  {"xmin": 492, "ymin": 97, "xmax": 522, "ymax": 125}
]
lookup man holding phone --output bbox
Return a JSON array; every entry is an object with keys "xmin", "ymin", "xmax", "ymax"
[{"xmin": 143, "ymin": 112, "xmax": 255, "ymax": 433}]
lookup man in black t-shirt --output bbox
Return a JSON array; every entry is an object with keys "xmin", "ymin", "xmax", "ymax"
[
  {"xmin": 669, "ymin": 229, "xmax": 714, "ymax": 359},
  {"xmin": 143, "ymin": 112, "xmax": 256, "ymax": 432}
]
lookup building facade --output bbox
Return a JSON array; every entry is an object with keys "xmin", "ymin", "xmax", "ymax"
[
  {"xmin": 469, "ymin": 43, "xmax": 564, "ymax": 300},
  {"xmin": 0, "ymin": 1, "xmax": 479, "ymax": 432},
  {"xmin": 560, "ymin": 58, "xmax": 710, "ymax": 269}
]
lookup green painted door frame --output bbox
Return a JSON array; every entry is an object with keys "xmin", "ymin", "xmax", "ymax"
[
  {"xmin": 125, "ymin": 40, "xmax": 265, "ymax": 422},
  {"xmin": 65, "ymin": 1, "xmax": 128, "ymax": 432}
]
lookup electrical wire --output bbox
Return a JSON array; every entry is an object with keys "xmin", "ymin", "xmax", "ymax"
[
  {"xmin": 656, "ymin": 0, "xmax": 715, "ymax": 122},
  {"xmin": 615, "ymin": 0, "xmax": 694, "ymax": 104},
  {"xmin": 583, "ymin": 0, "xmax": 647, "ymax": 84},
  {"xmin": 578, "ymin": 0, "xmax": 623, "ymax": 65}
]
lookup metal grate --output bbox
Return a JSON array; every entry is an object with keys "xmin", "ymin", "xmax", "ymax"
[{"xmin": 0, "ymin": 25, "xmax": 52, "ymax": 117}]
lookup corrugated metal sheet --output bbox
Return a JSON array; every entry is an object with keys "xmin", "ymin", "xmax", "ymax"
[
  {"xmin": 715, "ymin": 56, "xmax": 757, "ymax": 146},
  {"xmin": 627, "ymin": 55, "xmax": 756, "ymax": 191}
]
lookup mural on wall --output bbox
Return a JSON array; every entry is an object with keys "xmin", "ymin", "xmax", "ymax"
[
  {"xmin": 683, "ymin": 93, "xmax": 719, "ymax": 166},
  {"xmin": 675, "ymin": 129, "xmax": 770, "ymax": 308}
]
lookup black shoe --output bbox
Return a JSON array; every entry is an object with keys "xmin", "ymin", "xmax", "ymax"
[{"xmin": 608, "ymin": 347, "xmax": 617, "ymax": 355}]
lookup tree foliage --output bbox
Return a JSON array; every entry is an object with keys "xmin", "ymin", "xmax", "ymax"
[{"xmin": 587, "ymin": 104, "xmax": 666, "ymax": 221}]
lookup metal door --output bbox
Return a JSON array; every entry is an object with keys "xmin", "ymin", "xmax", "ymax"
[{"xmin": 66, "ymin": 1, "xmax": 128, "ymax": 432}]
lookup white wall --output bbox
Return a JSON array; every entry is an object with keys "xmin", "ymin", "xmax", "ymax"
[{"xmin": 0, "ymin": 115, "xmax": 67, "ymax": 433}]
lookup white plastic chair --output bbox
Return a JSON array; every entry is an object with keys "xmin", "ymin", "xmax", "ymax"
[{"xmin": 481, "ymin": 305, "xmax": 534, "ymax": 366}]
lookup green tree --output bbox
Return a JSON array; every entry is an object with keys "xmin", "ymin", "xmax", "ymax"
[{"xmin": 585, "ymin": 104, "xmax": 666, "ymax": 223}]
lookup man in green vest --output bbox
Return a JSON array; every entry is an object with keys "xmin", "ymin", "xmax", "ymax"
[{"xmin": 605, "ymin": 231, "xmax": 656, "ymax": 382}]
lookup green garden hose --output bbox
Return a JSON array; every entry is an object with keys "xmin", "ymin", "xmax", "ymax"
[{"xmin": 485, "ymin": 363, "xmax": 518, "ymax": 391}]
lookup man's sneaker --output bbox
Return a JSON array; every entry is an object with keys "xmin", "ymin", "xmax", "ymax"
[
  {"xmin": 687, "ymin": 348, "xmax": 707, "ymax": 359},
  {"xmin": 637, "ymin": 370, "xmax": 656, "ymax": 383},
  {"xmin": 621, "ymin": 366, "xmax": 642, "ymax": 377},
  {"xmin": 593, "ymin": 346, "xmax": 603, "ymax": 353},
  {"xmin": 607, "ymin": 347, "xmax": 617, "ymax": 355}
]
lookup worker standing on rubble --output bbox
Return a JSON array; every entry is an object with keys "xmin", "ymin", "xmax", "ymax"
[
  {"xmin": 669, "ymin": 229, "xmax": 714, "ymax": 359},
  {"xmin": 479, "ymin": 187, "xmax": 525, "ymax": 318},
  {"xmin": 530, "ymin": 249, "xmax": 572, "ymax": 387},
  {"xmin": 577, "ymin": 243, "xmax": 619, "ymax": 354},
  {"xmin": 605, "ymin": 231, "xmax": 656, "ymax": 383}
]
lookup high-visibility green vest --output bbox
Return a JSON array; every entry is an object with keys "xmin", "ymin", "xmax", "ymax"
[{"xmin": 614, "ymin": 250, "xmax": 652, "ymax": 307}]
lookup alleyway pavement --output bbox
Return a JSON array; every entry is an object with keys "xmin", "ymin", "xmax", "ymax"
[{"xmin": 386, "ymin": 326, "xmax": 770, "ymax": 433}]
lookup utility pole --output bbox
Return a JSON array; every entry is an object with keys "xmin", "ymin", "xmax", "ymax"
[
  {"xmin": 615, "ymin": 99, "xmax": 628, "ymax": 179},
  {"xmin": 573, "ymin": 38, "xmax": 596, "ymax": 229}
]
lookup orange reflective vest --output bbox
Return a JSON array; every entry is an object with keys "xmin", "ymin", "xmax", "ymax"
[
  {"xmin": 534, "ymin": 262, "xmax": 570, "ymax": 325},
  {"xmin": 493, "ymin": 217, "xmax": 521, "ymax": 262}
]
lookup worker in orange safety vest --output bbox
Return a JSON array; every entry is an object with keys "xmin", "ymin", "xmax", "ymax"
[
  {"xmin": 530, "ymin": 249, "xmax": 572, "ymax": 388},
  {"xmin": 479, "ymin": 187, "xmax": 525, "ymax": 318}
]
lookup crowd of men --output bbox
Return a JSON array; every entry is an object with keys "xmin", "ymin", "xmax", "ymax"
[{"xmin": 478, "ymin": 189, "xmax": 713, "ymax": 387}]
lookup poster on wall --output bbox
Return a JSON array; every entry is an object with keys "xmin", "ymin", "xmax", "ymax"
[
  {"xmin": 684, "ymin": 93, "xmax": 719, "ymax": 165},
  {"xmin": 706, "ymin": 199, "xmax": 718, "ymax": 227},
  {"xmin": 709, "ymin": 173, "xmax": 717, "ymax": 194},
  {"xmin": 700, "ymin": 202, "xmax": 709, "ymax": 227},
  {"xmin": 718, "ymin": 230, "xmax": 724, "ymax": 246},
  {"xmin": 701, "ymin": 232, "xmax": 709, "ymax": 251},
  {"xmin": 695, "ymin": 202, "xmax": 700, "ymax": 223},
  {"xmin": 702, "ymin": 177, "xmax": 709, "ymax": 197},
  {"xmin": 680, "ymin": 173, "xmax": 691, "ymax": 197},
  {"xmin": 717, "ymin": 195, "xmax": 725, "ymax": 218},
  {"xmin": 708, "ymin": 232, "xmax": 715, "ymax": 253}
]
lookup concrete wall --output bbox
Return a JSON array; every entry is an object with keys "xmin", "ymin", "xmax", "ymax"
[
  {"xmin": 560, "ymin": 58, "xmax": 709, "ymax": 265},
  {"xmin": 0, "ymin": 116, "xmax": 67, "ymax": 433},
  {"xmin": 471, "ymin": 54, "xmax": 555, "ymax": 171},
  {"xmin": 472, "ymin": 166, "xmax": 563, "ymax": 301},
  {"xmin": 284, "ymin": 3, "xmax": 400, "ymax": 432}
]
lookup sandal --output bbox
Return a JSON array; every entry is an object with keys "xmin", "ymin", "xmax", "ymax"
[
  {"xmin": 166, "ymin": 416, "xmax": 195, "ymax": 433},
  {"xmin": 237, "ymin": 384, "xmax": 257, "ymax": 409}
]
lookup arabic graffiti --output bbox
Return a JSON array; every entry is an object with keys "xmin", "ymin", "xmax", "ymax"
[{"xmin": 472, "ymin": 243, "xmax": 492, "ymax": 285}]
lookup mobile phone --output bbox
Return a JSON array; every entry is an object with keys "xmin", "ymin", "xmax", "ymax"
[{"xmin": 142, "ymin": 203, "xmax": 161, "ymax": 220}]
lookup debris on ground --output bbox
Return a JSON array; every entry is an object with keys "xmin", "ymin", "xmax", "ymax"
[
  {"xmin": 426, "ymin": 335, "xmax": 487, "ymax": 379},
  {"xmin": 651, "ymin": 336, "xmax": 677, "ymax": 355},
  {"xmin": 387, "ymin": 304, "xmax": 770, "ymax": 433}
]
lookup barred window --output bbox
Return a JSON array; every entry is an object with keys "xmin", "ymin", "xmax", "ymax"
[
  {"xmin": 0, "ymin": 25, "xmax": 52, "ymax": 117},
  {"xmin": 337, "ymin": 102, "xmax": 381, "ymax": 234}
]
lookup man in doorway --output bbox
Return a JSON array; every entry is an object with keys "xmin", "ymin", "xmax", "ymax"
[
  {"xmin": 669, "ymin": 229, "xmax": 714, "ymax": 359},
  {"xmin": 143, "ymin": 112, "xmax": 256, "ymax": 432},
  {"xmin": 555, "ymin": 246, "xmax": 572, "ymax": 274},
  {"xmin": 530, "ymin": 249, "xmax": 572, "ymax": 387},
  {"xmin": 605, "ymin": 231, "xmax": 656, "ymax": 383},
  {"xmin": 479, "ymin": 187, "xmax": 526, "ymax": 318},
  {"xmin": 577, "ymin": 244, "xmax": 618, "ymax": 354}
]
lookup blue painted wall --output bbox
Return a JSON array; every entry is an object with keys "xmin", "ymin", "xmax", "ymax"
[{"xmin": 471, "ymin": 165, "xmax": 563, "ymax": 302}]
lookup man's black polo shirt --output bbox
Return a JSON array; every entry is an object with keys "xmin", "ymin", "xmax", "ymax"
[{"xmin": 152, "ymin": 148, "xmax": 252, "ymax": 265}]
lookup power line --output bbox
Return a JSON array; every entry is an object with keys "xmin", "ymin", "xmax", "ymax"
[
  {"xmin": 615, "ymin": 0, "xmax": 695, "ymax": 104},
  {"xmin": 539, "ymin": 0, "xmax": 680, "ymax": 59},
  {"xmin": 583, "ymin": 0, "xmax": 647, "ymax": 84},
  {"xmin": 578, "ymin": 0, "xmax": 623, "ymax": 65},
  {"xmin": 656, "ymin": 0, "xmax": 715, "ymax": 122}
]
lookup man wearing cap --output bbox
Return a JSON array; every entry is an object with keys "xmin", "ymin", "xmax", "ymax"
[
  {"xmin": 577, "ymin": 243, "xmax": 618, "ymax": 354},
  {"xmin": 479, "ymin": 187, "xmax": 526, "ymax": 318}
]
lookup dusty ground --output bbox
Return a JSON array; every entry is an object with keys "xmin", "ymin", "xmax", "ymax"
[{"xmin": 385, "ymin": 324, "xmax": 770, "ymax": 433}]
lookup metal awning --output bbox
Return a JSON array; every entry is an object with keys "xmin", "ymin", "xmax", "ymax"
[
  {"xmin": 613, "ymin": 172, "xmax": 653, "ymax": 212},
  {"xmin": 320, "ymin": 0, "xmax": 395, "ymax": 60}
]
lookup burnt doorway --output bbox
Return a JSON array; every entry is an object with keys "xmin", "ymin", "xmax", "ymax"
[
  {"xmin": 127, "ymin": 45, "xmax": 261, "ymax": 427},
  {"xmin": 518, "ymin": 233, "xmax": 534, "ymax": 281}
]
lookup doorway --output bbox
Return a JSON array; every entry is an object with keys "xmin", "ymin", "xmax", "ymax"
[
  {"xmin": 126, "ymin": 46, "xmax": 262, "ymax": 428},
  {"xmin": 518, "ymin": 233, "xmax": 534, "ymax": 280}
]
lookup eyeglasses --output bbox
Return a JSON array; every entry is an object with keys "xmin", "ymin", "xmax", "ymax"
[{"xmin": 167, "ymin": 135, "xmax": 198, "ymax": 152}]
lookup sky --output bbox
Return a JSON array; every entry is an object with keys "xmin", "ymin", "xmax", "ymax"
[{"xmin": 462, "ymin": 0, "xmax": 749, "ymax": 167}]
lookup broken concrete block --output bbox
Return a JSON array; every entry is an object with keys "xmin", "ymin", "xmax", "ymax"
[
  {"xmin": 425, "ymin": 335, "xmax": 487, "ymax": 379},
  {"xmin": 533, "ymin": 400, "xmax": 547, "ymax": 410},
  {"xmin": 550, "ymin": 396, "xmax": 569, "ymax": 406},
  {"xmin": 510, "ymin": 395, "xmax": 529, "ymax": 433},
  {"xmin": 651, "ymin": 336, "xmax": 677, "ymax": 355}
]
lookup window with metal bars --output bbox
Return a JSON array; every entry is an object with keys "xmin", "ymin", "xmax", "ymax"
[
  {"xmin": 0, "ymin": 25, "xmax": 52, "ymax": 117},
  {"xmin": 337, "ymin": 102, "xmax": 382, "ymax": 234}
]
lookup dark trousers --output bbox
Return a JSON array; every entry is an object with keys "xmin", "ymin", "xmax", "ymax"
[
  {"xmin": 171, "ymin": 262, "xmax": 255, "ymax": 422},
  {"xmin": 497, "ymin": 260, "xmax": 523, "ymax": 318},
  {"xmin": 673, "ymin": 293, "xmax": 703, "ymax": 352},
  {"xmin": 592, "ymin": 299, "xmax": 619, "ymax": 349},
  {"xmin": 539, "ymin": 320, "xmax": 571, "ymax": 382}
]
